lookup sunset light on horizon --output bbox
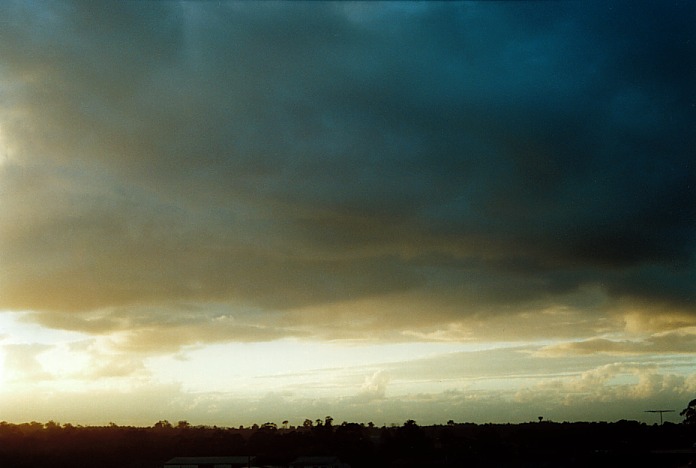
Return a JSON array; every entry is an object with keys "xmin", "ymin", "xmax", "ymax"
[{"xmin": 0, "ymin": 0, "xmax": 695, "ymax": 429}]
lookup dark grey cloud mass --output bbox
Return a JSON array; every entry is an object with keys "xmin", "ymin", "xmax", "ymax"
[{"xmin": 0, "ymin": 1, "xmax": 694, "ymax": 342}]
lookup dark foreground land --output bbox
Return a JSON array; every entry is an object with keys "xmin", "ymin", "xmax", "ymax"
[{"xmin": 0, "ymin": 419, "xmax": 695, "ymax": 467}]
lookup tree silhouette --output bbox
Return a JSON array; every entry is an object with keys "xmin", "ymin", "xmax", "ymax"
[
  {"xmin": 680, "ymin": 398, "xmax": 696, "ymax": 424},
  {"xmin": 260, "ymin": 422, "xmax": 277, "ymax": 431},
  {"xmin": 0, "ymin": 419, "xmax": 695, "ymax": 467},
  {"xmin": 395, "ymin": 419, "xmax": 430, "ymax": 458},
  {"xmin": 153, "ymin": 420, "xmax": 172, "ymax": 430}
]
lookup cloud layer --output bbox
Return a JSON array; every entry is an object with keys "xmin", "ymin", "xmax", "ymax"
[{"xmin": 0, "ymin": 1, "xmax": 694, "ymax": 352}]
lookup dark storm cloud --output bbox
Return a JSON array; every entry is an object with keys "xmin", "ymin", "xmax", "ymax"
[{"xmin": 0, "ymin": 1, "xmax": 694, "ymax": 341}]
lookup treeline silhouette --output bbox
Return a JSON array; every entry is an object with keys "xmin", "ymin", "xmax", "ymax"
[{"xmin": 0, "ymin": 418, "xmax": 694, "ymax": 467}]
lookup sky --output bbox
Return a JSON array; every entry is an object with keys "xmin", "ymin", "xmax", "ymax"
[{"xmin": 0, "ymin": 0, "xmax": 695, "ymax": 427}]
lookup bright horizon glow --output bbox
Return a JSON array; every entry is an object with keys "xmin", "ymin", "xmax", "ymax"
[
  {"xmin": 0, "ymin": 307, "xmax": 693, "ymax": 426},
  {"xmin": 0, "ymin": 348, "xmax": 5, "ymax": 387}
]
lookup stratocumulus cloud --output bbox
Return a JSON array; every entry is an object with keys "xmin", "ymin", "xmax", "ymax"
[{"xmin": 0, "ymin": 1, "xmax": 694, "ymax": 356}]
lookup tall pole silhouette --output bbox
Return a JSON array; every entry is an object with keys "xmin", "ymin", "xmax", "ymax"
[{"xmin": 645, "ymin": 409, "xmax": 675, "ymax": 425}]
